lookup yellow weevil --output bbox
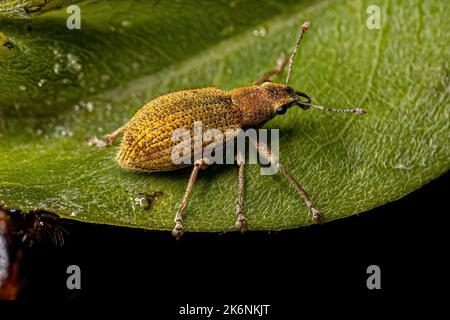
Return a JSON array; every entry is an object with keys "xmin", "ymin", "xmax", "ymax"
[{"xmin": 89, "ymin": 22, "xmax": 366, "ymax": 239}]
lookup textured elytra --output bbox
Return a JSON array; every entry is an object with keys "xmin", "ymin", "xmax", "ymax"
[{"xmin": 117, "ymin": 88, "xmax": 242, "ymax": 171}]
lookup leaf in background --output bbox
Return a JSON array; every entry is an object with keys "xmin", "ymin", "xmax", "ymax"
[{"xmin": 0, "ymin": 0, "xmax": 449, "ymax": 232}]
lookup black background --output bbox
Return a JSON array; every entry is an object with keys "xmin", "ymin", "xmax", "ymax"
[{"xmin": 9, "ymin": 170, "xmax": 448, "ymax": 314}]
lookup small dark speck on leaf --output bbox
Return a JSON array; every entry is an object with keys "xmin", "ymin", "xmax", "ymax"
[{"xmin": 137, "ymin": 191, "xmax": 165, "ymax": 211}]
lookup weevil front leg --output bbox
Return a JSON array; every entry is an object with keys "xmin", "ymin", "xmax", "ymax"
[
  {"xmin": 235, "ymin": 152, "xmax": 247, "ymax": 233},
  {"xmin": 172, "ymin": 159, "xmax": 208, "ymax": 239},
  {"xmin": 253, "ymin": 53, "xmax": 288, "ymax": 85},
  {"xmin": 251, "ymin": 139, "xmax": 322, "ymax": 222},
  {"xmin": 88, "ymin": 124, "xmax": 127, "ymax": 147}
]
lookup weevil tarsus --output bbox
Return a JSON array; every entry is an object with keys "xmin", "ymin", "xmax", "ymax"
[{"xmin": 172, "ymin": 158, "xmax": 208, "ymax": 239}]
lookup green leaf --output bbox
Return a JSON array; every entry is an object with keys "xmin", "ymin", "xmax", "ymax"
[{"xmin": 0, "ymin": 0, "xmax": 449, "ymax": 232}]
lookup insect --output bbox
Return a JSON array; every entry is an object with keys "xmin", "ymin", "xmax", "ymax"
[
  {"xmin": 0, "ymin": 209, "xmax": 17, "ymax": 300},
  {"xmin": 89, "ymin": 21, "xmax": 366, "ymax": 239},
  {"xmin": 0, "ymin": 207, "xmax": 67, "ymax": 300}
]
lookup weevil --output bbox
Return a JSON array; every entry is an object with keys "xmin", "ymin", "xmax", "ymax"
[{"xmin": 89, "ymin": 22, "xmax": 366, "ymax": 239}]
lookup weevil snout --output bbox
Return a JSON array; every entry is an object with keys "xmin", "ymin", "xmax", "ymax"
[{"xmin": 259, "ymin": 81, "xmax": 311, "ymax": 116}]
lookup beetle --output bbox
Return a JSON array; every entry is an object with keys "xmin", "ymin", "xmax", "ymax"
[{"xmin": 89, "ymin": 22, "xmax": 365, "ymax": 239}]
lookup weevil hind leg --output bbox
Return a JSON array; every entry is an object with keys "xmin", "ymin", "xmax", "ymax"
[
  {"xmin": 172, "ymin": 159, "xmax": 208, "ymax": 239},
  {"xmin": 88, "ymin": 124, "xmax": 127, "ymax": 148},
  {"xmin": 253, "ymin": 53, "xmax": 288, "ymax": 85},
  {"xmin": 235, "ymin": 152, "xmax": 247, "ymax": 233},
  {"xmin": 251, "ymin": 139, "xmax": 323, "ymax": 223},
  {"xmin": 277, "ymin": 164, "xmax": 322, "ymax": 222}
]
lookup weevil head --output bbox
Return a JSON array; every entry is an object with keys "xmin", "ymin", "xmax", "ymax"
[
  {"xmin": 259, "ymin": 81, "xmax": 311, "ymax": 117},
  {"xmin": 230, "ymin": 81, "xmax": 311, "ymax": 127}
]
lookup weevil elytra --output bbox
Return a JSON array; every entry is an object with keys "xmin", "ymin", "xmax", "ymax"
[{"xmin": 89, "ymin": 22, "xmax": 366, "ymax": 239}]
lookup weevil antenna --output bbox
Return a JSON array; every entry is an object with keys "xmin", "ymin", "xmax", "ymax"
[
  {"xmin": 285, "ymin": 21, "xmax": 310, "ymax": 86},
  {"xmin": 299, "ymin": 102, "xmax": 366, "ymax": 115}
]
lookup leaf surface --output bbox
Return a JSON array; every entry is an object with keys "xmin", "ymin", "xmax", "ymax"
[{"xmin": 0, "ymin": 0, "xmax": 449, "ymax": 231}]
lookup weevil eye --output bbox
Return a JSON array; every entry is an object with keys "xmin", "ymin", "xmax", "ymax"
[{"xmin": 276, "ymin": 106, "xmax": 286, "ymax": 115}]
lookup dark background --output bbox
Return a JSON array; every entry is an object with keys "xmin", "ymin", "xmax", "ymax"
[{"xmin": 8, "ymin": 170, "xmax": 448, "ymax": 314}]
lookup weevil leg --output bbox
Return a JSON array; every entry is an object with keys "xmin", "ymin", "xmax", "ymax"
[
  {"xmin": 253, "ymin": 53, "xmax": 288, "ymax": 85},
  {"xmin": 251, "ymin": 139, "xmax": 322, "ymax": 223},
  {"xmin": 172, "ymin": 159, "xmax": 208, "ymax": 239},
  {"xmin": 235, "ymin": 152, "xmax": 247, "ymax": 233},
  {"xmin": 88, "ymin": 124, "xmax": 127, "ymax": 148}
]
